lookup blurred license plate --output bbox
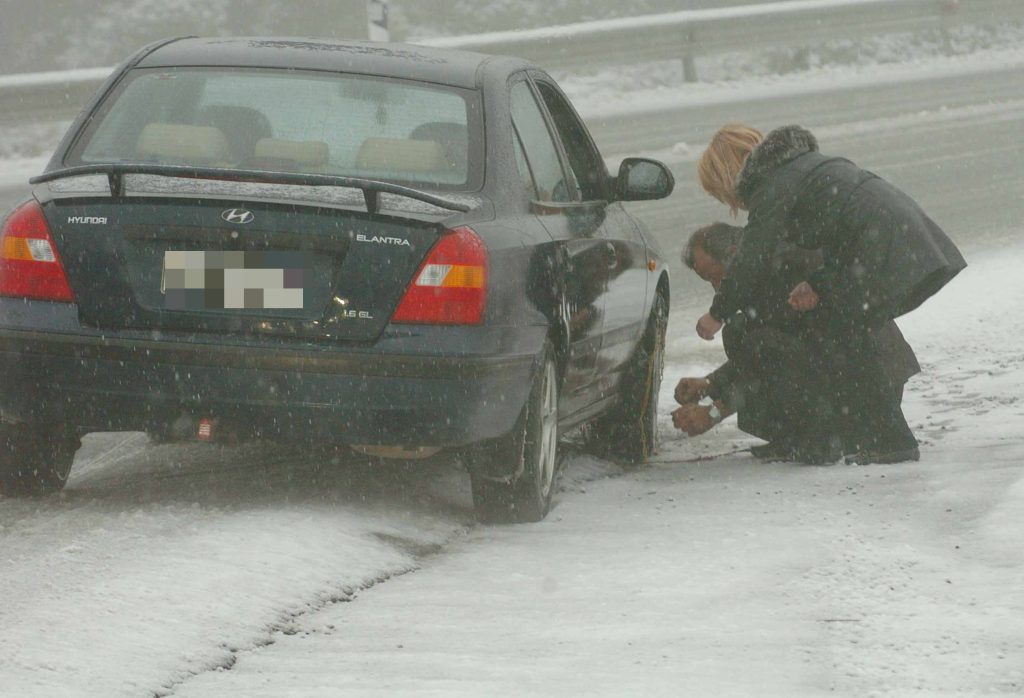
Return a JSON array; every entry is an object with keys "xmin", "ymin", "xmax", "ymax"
[{"xmin": 161, "ymin": 250, "xmax": 307, "ymax": 310}]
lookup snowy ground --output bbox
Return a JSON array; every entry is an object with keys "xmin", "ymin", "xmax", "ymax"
[
  {"xmin": 562, "ymin": 40, "xmax": 1024, "ymax": 122},
  {"xmin": 169, "ymin": 238, "xmax": 1023, "ymax": 698},
  {"xmin": 1, "ymin": 237, "xmax": 1021, "ymax": 697},
  {"xmin": 2, "ymin": 18, "xmax": 1023, "ymax": 697}
]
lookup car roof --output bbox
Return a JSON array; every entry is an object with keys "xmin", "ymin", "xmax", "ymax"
[{"xmin": 136, "ymin": 37, "xmax": 519, "ymax": 89}]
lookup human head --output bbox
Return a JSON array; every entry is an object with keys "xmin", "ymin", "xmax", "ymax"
[
  {"xmin": 683, "ymin": 222, "xmax": 744, "ymax": 291},
  {"xmin": 697, "ymin": 123, "xmax": 763, "ymax": 215}
]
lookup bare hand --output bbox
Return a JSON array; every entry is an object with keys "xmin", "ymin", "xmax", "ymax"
[
  {"xmin": 788, "ymin": 281, "xmax": 819, "ymax": 312},
  {"xmin": 674, "ymin": 377, "xmax": 710, "ymax": 405},
  {"xmin": 696, "ymin": 312, "xmax": 723, "ymax": 341},
  {"xmin": 672, "ymin": 404, "xmax": 715, "ymax": 437}
]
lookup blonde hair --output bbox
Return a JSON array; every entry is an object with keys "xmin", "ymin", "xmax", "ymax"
[{"xmin": 698, "ymin": 123, "xmax": 763, "ymax": 215}]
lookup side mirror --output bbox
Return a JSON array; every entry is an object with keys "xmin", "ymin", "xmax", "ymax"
[{"xmin": 616, "ymin": 157, "xmax": 675, "ymax": 201}]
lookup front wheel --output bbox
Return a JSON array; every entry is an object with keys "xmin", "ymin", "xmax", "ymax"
[
  {"xmin": 0, "ymin": 425, "xmax": 80, "ymax": 497},
  {"xmin": 589, "ymin": 292, "xmax": 667, "ymax": 464},
  {"xmin": 468, "ymin": 342, "xmax": 560, "ymax": 524}
]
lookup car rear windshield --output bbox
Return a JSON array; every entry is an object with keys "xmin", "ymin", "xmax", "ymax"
[{"xmin": 67, "ymin": 67, "xmax": 483, "ymax": 191}]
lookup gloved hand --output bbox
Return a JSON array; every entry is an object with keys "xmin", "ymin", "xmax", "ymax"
[
  {"xmin": 696, "ymin": 312, "xmax": 723, "ymax": 340},
  {"xmin": 674, "ymin": 377, "xmax": 710, "ymax": 405},
  {"xmin": 672, "ymin": 404, "xmax": 715, "ymax": 436}
]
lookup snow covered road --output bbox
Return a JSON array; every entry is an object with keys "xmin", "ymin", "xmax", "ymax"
[
  {"xmin": 3, "ymin": 238, "xmax": 1017, "ymax": 697},
  {"xmin": 0, "ymin": 441, "xmax": 473, "ymax": 696},
  {"xmin": 172, "ymin": 244, "xmax": 1024, "ymax": 697},
  {"xmin": 2, "ymin": 58, "xmax": 1023, "ymax": 698}
]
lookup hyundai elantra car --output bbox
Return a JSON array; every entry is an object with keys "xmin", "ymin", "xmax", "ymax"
[{"xmin": 0, "ymin": 37, "xmax": 673, "ymax": 521}]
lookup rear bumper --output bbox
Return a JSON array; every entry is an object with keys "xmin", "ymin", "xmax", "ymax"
[{"xmin": 0, "ymin": 325, "xmax": 540, "ymax": 448}]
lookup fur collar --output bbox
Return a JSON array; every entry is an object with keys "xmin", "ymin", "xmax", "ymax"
[{"xmin": 735, "ymin": 125, "xmax": 818, "ymax": 206}]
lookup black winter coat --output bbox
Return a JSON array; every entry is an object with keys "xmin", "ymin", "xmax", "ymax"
[
  {"xmin": 705, "ymin": 243, "xmax": 820, "ymax": 400},
  {"xmin": 706, "ymin": 243, "xmax": 920, "ymax": 407},
  {"xmin": 709, "ymin": 125, "xmax": 967, "ymax": 326}
]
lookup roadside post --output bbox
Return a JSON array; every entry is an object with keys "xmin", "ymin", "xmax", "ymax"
[{"xmin": 368, "ymin": 0, "xmax": 390, "ymax": 41}]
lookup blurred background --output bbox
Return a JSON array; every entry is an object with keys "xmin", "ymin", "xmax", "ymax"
[
  {"xmin": 2, "ymin": 0, "xmax": 1022, "ymax": 310},
  {"xmin": 0, "ymin": 1, "xmax": 784, "ymax": 75}
]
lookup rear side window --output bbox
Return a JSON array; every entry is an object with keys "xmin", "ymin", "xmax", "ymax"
[
  {"xmin": 509, "ymin": 81, "xmax": 577, "ymax": 203},
  {"xmin": 534, "ymin": 80, "xmax": 607, "ymax": 201},
  {"xmin": 68, "ymin": 68, "xmax": 483, "ymax": 191},
  {"xmin": 513, "ymin": 129, "xmax": 537, "ymax": 199}
]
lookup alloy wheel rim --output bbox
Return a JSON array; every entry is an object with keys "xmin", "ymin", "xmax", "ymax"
[{"xmin": 537, "ymin": 361, "xmax": 558, "ymax": 499}]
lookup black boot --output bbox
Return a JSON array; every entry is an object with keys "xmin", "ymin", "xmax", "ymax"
[
  {"xmin": 750, "ymin": 441, "xmax": 795, "ymax": 461},
  {"xmin": 791, "ymin": 436, "xmax": 843, "ymax": 465},
  {"xmin": 845, "ymin": 446, "xmax": 920, "ymax": 465}
]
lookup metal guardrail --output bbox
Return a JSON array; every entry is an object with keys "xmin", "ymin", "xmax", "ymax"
[
  {"xmin": 0, "ymin": 0, "xmax": 1021, "ymax": 128},
  {"xmin": 0, "ymin": 67, "xmax": 114, "ymax": 127},
  {"xmin": 422, "ymin": 0, "xmax": 1024, "ymax": 80}
]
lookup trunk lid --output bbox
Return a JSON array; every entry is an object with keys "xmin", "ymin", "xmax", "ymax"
[{"xmin": 45, "ymin": 195, "xmax": 444, "ymax": 343}]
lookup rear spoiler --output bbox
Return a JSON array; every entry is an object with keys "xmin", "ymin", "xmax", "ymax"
[{"xmin": 30, "ymin": 163, "xmax": 473, "ymax": 214}]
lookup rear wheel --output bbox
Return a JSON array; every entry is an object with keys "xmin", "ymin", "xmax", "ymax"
[
  {"xmin": 589, "ymin": 292, "xmax": 667, "ymax": 464},
  {"xmin": 468, "ymin": 342, "xmax": 559, "ymax": 524},
  {"xmin": 0, "ymin": 425, "xmax": 80, "ymax": 497}
]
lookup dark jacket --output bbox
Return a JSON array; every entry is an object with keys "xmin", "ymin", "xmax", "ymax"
[
  {"xmin": 706, "ymin": 243, "xmax": 821, "ymax": 398},
  {"xmin": 706, "ymin": 243, "xmax": 920, "ymax": 406},
  {"xmin": 731, "ymin": 243, "xmax": 822, "ymax": 332},
  {"xmin": 709, "ymin": 125, "xmax": 967, "ymax": 326}
]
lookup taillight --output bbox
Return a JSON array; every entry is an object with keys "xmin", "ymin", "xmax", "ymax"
[
  {"xmin": 0, "ymin": 200, "xmax": 75, "ymax": 302},
  {"xmin": 392, "ymin": 226, "xmax": 487, "ymax": 325}
]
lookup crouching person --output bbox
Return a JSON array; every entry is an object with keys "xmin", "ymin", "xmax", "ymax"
[{"xmin": 671, "ymin": 223, "xmax": 920, "ymax": 464}]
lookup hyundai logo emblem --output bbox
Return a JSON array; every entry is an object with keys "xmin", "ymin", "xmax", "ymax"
[{"xmin": 222, "ymin": 208, "xmax": 255, "ymax": 224}]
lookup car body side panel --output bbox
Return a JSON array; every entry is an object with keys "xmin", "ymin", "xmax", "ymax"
[
  {"xmin": 496, "ymin": 71, "xmax": 613, "ymax": 418},
  {"xmin": 533, "ymin": 206, "xmax": 608, "ymax": 416},
  {"xmin": 523, "ymin": 70, "xmax": 656, "ymax": 409},
  {"xmin": 594, "ymin": 201, "xmax": 651, "ymax": 397}
]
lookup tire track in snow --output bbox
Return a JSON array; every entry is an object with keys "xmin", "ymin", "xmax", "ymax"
[{"xmin": 150, "ymin": 535, "xmax": 452, "ymax": 698}]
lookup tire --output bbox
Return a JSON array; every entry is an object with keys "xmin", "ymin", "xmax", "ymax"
[
  {"xmin": 590, "ymin": 292, "xmax": 667, "ymax": 464},
  {"xmin": 0, "ymin": 425, "xmax": 80, "ymax": 497},
  {"xmin": 468, "ymin": 341, "xmax": 560, "ymax": 524}
]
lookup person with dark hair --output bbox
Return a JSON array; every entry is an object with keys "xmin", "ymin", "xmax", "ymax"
[
  {"xmin": 672, "ymin": 222, "xmax": 920, "ymax": 464},
  {"xmin": 682, "ymin": 221, "xmax": 745, "ymax": 275},
  {"xmin": 674, "ymin": 222, "xmax": 833, "ymax": 460},
  {"xmin": 693, "ymin": 124, "xmax": 965, "ymax": 464}
]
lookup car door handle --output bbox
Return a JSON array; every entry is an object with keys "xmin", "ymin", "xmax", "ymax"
[{"xmin": 605, "ymin": 242, "xmax": 618, "ymax": 269}]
